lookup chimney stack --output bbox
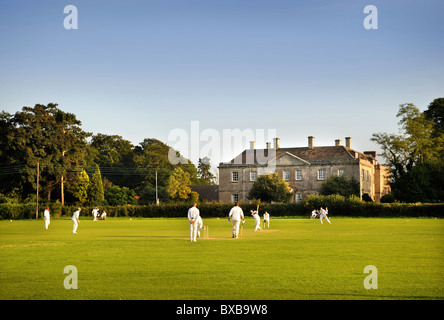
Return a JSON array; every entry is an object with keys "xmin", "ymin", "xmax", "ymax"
[
  {"xmin": 308, "ymin": 136, "xmax": 315, "ymax": 149},
  {"xmin": 266, "ymin": 142, "xmax": 272, "ymax": 149},
  {"xmin": 335, "ymin": 139, "xmax": 342, "ymax": 146},
  {"xmin": 250, "ymin": 141, "xmax": 256, "ymax": 150},
  {"xmin": 345, "ymin": 137, "xmax": 351, "ymax": 148},
  {"xmin": 273, "ymin": 138, "xmax": 280, "ymax": 150}
]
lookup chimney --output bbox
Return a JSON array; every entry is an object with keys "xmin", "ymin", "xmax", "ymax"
[
  {"xmin": 266, "ymin": 142, "xmax": 272, "ymax": 149},
  {"xmin": 273, "ymin": 138, "xmax": 280, "ymax": 150},
  {"xmin": 345, "ymin": 137, "xmax": 351, "ymax": 148},
  {"xmin": 250, "ymin": 141, "xmax": 256, "ymax": 150},
  {"xmin": 335, "ymin": 139, "xmax": 341, "ymax": 146},
  {"xmin": 308, "ymin": 136, "xmax": 314, "ymax": 149}
]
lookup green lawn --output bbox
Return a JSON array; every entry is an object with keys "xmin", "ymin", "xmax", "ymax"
[{"xmin": 0, "ymin": 217, "xmax": 443, "ymax": 300}]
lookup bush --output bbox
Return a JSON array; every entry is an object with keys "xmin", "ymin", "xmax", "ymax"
[
  {"xmin": 0, "ymin": 203, "xmax": 36, "ymax": 219},
  {"xmin": 380, "ymin": 193, "xmax": 395, "ymax": 203},
  {"xmin": 362, "ymin": 193, "xmax": 373, "ymax": 202}
]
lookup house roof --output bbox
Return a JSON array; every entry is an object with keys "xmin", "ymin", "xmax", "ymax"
[{"xmin": 220, "ymin": 146, "xmax": 376, "ymax": 166}]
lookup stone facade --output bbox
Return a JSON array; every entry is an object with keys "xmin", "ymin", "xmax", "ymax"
[{"xmin": 218, "ymin": 137, "xmax": 390, "ymax": 203}]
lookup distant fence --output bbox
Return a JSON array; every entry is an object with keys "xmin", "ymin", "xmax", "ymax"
[{"xmin": 1, "ymin": 200, "xmax": 443, "ymax": 219}]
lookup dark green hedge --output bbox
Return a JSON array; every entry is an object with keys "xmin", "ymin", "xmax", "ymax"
[{"xmin": 1, "ymin": 200, "xmax": 443, "ymax": 220}]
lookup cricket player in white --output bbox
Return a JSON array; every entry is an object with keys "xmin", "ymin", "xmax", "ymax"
[
  {"xmin": 196, "ymin": 215, "xmax": 204, "ymax": 238},
  {"xmin": 251, "ymin": 210, "xmax": 261, "ymax": 231},
  {"xmin": 72, "ymin": 208, "xmax": 81, "ymax": 234},
  {"xmin": 311, "ymin": 209, "xmax": 318, "ymax": 219},
  {"xmin": 188, "ymin": 203, "xmax": 200, "ymax": 242},
  {"xmin": 92, "ymin": 207, "xmax": 99, "ymax": 221},
  {"xmin": 263, "ymin": 211, "xmax": 270, "ymax": 228},
  {"xmin": 228, "ymin": 202, "xmax": 245, "ymax": 238},
  {"xmin": 44, "ymin": 207, "xmax": 50, "ymax": 230},
  {"xmin": 319, "ymin": 207, "xmax": 331, "ymax": 224}
]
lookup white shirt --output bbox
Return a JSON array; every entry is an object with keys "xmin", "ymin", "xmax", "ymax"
[
  {"xmin": 229, "ymin": 206, "xmax": 244, "ymax": 221},
  {"xmin": 72, "ymin": 210, "xmax": 80, "ymax": 220},
  {"xmin": 263, "ymin": 213, "xmax": 269, "ymax": 221},
  {"xmin": 188, "ymin": 206, "xmax": 200, "ymax": 222},
  {"xmin": 44, "ymin": 210, "xmax": 50, "ymax": 220},
  {"xmin": 253, "ymin": 213, "xmax": 260, "ymax": 223},
  {"xmin": 92, "ymin": 209, "xmax": 98, "ymax": 216}
]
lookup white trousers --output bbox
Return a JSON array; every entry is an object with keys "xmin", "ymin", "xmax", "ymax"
[
  {"xmin": 232, "ymin": 220, "xmax": 240, "ymax": 238},
  {"xmin": 254, "ymin": 220, "xmax": 261, "ymax": 231},
  {"xmin": 44, "ymin": 220, "xmax": 50, "ymax": 229},
  {"xmin": 263, "ymin": 219, "xmax": 269, "ymax": 228},
  {"xmin": 196, "ymin": 221, "xmax": 203, "ymax": 237},
  {"xmin": 72, "ymin": 220, "xmax": 78, "ymax": 233},
  {"xmin": 320, "ymin": 213, "xmax": 331, "ymax": 224},
  {"xmin": 190, "ymin": 222, "xmax": 198, "ymax": 241}
]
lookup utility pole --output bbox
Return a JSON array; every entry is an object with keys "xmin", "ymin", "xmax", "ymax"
[
  {"xmin": 155, "ymin": 170, "xmax": 159, "ymax": 205},
  {"xmin": 36, "ymin": 162, "xmax": 39, "ymax": 219}
]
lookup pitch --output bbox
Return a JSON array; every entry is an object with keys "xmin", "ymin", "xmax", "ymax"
[{"xmin": 0, "ymin": 217, "xmax": 443, "ymax": 300}]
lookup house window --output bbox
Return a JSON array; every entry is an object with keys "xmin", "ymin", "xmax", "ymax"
[
  {"xmin": 295, "ymin": 170, "xmax": 302, "ymax": 180},
  {"xmin": 283, "ymin": 170, "xmax": 290, "ymax": 181},
  {"xmin": 338, "ymin": 169, "xmax": 344, "ymax": 177},
  {"xmin": 250, "ymin": 171, "xmax": 257, "ymax": 181},
  {"xmin": 231, "ymin": 194, "xmax": 239, "ymax": 202},
  {"xmin": 296, "ymin": 193, "xmax": 303, "ymax": 202},
  {"xmin": 232, "ymin": 171, "xmax": 239, "ymax": 182},
  {"xmin": 318, "ymin": 169, "xmax": 326, "ymax": 180}
]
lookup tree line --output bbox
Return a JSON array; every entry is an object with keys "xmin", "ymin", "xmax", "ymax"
[
  {"xmin": 1, "ymin": 98, "xmax": 442, "ymax": 206},
  {"xmin": 0, "ymin": 103, "xmax": 216, "ymax": 206}
]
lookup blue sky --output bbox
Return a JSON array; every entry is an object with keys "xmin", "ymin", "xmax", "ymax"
[{"xmin": 1, "ymin": 0, "xmax": 443, "ymax": 167}]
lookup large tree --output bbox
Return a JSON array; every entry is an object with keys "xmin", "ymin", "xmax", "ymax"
[
  {"xmin": 0, "ymin": 104, "xmax": 90, "ymax": 203},
  {"xmin": 133, "ymin": 138, "xmax": 198, "ymax": 190},
  {"xmin": 371, "ymin": 103, "xmax": 441, "ymax": 181},
  {"xmin": 319, "ymin": 175, "xmax": 360, "ymax": 198},
  {"xmin": 166, "ymin": 167, "xmax": 192, "ymax": 201},
  {"xmin": 248, "ymin": 172, "xmax": 293, "ymax": 203},
  {"xmin": 88, "ymin": 133, "xmax": 135, "ymax": 187},
  {"xmin": 371, "ymin": 100, "xmax": 444, "ymax": 202}
]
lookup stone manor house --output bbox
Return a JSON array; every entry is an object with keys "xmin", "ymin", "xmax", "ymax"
[{"xmin": 218, "ymin": 136, "xmax": 391, "ymax": 203}]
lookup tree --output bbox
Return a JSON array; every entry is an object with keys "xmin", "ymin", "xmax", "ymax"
[
  {"xmin": 133, "ymin": 138, "xmax": 198, "ymax": 190},
  {"xmin": 371, "ymin": 100, "xmax": 444, "ymax": 202},
  {"xmin": 371, "ymin": 103, "xmax": 440, "ymax": 180},
  {"xmin": 197, "ymin": 157, "xmax": 216, "ymax": 185},
  {"xmin": 72, "ymin": 169, "xmax": 89, "ymax": 204},
  {"xmin": 104, "ymin": 185, "xmax": 137, "ymax": 206},
  {"xmin": 166, "ymin": 167, "xmax": 191, "ymax": 201},
  {"xmin": 390, "ymin": 159, "xmax": 444, "ymax": 203},
  {"xmin": 248, "ymin": 172, "xmax": 293, "ymax": 203},
  {"xmin": 319, "ymin": 175, "xmax": 360, "ymax": 198},
  {"xmin": 424, "ymin": 98, "xmax": 444, "ymax": 137},
  {"xmin": 88, "ymin": 133, "xmax": 135, "ymax": 187},
  {"xmin": 136, "ymin": 185, "xmax": 170, "ymax": 204},
  {"xmin": 88, "ymin": 165, "xmax": 105, "ymax": 203},
  {"xmin": 0, "ymin": 104, "xmax": 90, "ymax": 203}
]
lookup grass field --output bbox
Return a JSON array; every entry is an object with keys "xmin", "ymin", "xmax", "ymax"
[{"xmin": 0, "ymin": 216, "xmax": 443, "ymax": 300}]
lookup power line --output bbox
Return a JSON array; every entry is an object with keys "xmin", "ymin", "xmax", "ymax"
[{"xmin": 0, "ymin": 165, "xmax": 177, "ymax": 176}]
